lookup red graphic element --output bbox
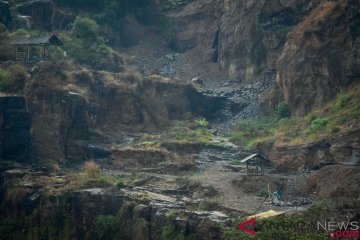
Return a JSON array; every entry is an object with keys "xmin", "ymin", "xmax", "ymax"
[
  {"xmin": 238, "ymin": 217, "xmax": 257, "ymax": 236},
  {"xmin": 330, "ymin": 232, "xmax": 335, "ymax": 238}
]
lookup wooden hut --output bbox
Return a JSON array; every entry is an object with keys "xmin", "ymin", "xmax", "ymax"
[
  {"xmin": 240, "ymin": 153, "xmax": 267, "ymax": 176},
  {"xmin": 11, "ymin": 34, "xmax": 63, "ymax": 61}
]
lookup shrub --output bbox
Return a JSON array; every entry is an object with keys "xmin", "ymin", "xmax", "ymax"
[
  {"xmin": 115, "ymin": 180, "xmax": 125, "ymax": 189},
  {"xmin": 231, "ymin": 118, "xmax": 277, "ymax": 148},
  {"xmin": 0, "ymin": 68, "xmax": 11, "ymax": 92},
  {"xmin": 73, "ymin": 17, "xmax": 102, "ymax": 43},
  {"xmin": 84, "ymin": 160, "xmax": 100, "ymax": 178},
  {"xmin": 0, "ymin": 29, "xmax": 14, "ymax": 61},
  {"xmin": 94, "ymin": 215, "xmax": 116, "ymax": 240},
  {"xmin": 310, "ymin": 118, "xmax": 328, "ymax": 132},
  {"xmin": 195, "ymin": 117, "xmax": 209, "ymax": 128},
  {"xmin": 277, "ymin": 102, "xmax": 290, "ymax": 119},
  {"xmin": 6, "ymin": 64, "xmax": 27, "ymax": 92},
  {"xmin": 334, "ymin": 91, "xmax": 353, "ymax": 111},
  {"xmin": 64, "ymin": 19, "xmax": 125, "ymax": 71}
]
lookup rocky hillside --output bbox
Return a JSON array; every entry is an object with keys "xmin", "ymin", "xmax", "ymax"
[
  {"xmin": 277, "ymin": 0, "xmax": 360, "ymax": 115},
  {"xmin": 0, "ymin": 0, "xmax": 360, "ymax": 239}
]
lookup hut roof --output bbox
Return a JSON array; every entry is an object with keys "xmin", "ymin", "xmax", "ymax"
[
  {"xmin": 11, "ymin": 34, "xmax": 63, "ymax": 45},
  {"xmin": 240, "ymin": 153, "xmax": 267, "ymax": 163}
]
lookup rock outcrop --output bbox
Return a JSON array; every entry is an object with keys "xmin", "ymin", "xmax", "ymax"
[
  {"xmin": 24, "ymin": 63, "xmax": 226, "ymax": 163},
  {"xmin": 277, "ymin": 0, "xmax": 360, "ymax": 115},
  {"xmin": 154, "ymin": 0, "xmax": 316, "ymax": 82},
  {"xmin": 259, "ymin": 127, "xmax": 360, "ymax": 173},
  {"xmin": 0, "ymin": 0, "xmax": 11, "ymax": 28},
  {"xmin": 59, "ymin": 92, "xmax": 89, "ymax": 161},
  {"xmin": 216, "ymin": 0, "xmax": 307, "ymax": 81},
  {"xmin": 0, "ymin": 166, "xmax": 226, "ymax": 240},
  {"xmin": 16, "ymin": 0, "xmax": 55, "ymax": 30},
  {"xmin": 0, "ymin": 96, "xmax": 32, "ymax": 163}
]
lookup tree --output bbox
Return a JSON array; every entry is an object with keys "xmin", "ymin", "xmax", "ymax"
[{"xmin": 277, "ymin": 102, "xmax": 290, "ymax": 119}]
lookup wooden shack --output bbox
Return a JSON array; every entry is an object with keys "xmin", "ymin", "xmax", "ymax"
[
  {"xmin": 240, "ymin": 153, "xmax": 267, "ymax": 176},
  {"xmin": 11, "ymin": 34, "xmax": 63, "ymax": 61}
]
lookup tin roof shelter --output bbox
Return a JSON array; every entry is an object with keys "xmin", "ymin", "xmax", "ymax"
[
  {"xmin": 11, "ymin": 34, "xmax": 63, "ymax": 61},
  {"xmin": 240, "ymin": 153, "xmax": 267, "ymax": 176}
]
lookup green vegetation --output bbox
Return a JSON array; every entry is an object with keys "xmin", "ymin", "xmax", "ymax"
[
  {"xmin": 222, "ymin": 202, "xmax": 330, "ymax": 239},
  {"xmin": 0, "ymin": 25, "xmax": 14, "ymax": 61},
  {"xmin": 55, "ymin": 0, "xmax": 150, "ymax": 26},
  {"xmin": 187, "ymin": 201, "xmax": 220, "ymax": 211},
  {"xmin": 195, "ymin": 117, "xmax": 209, "ymax": 128},
  {"xmin": 277, "ymin": 101, "xmax": 290, "ymax": 119},
  {"xmin": 0, "ymin": 209, "xmax": 73, "ymax": 240},
  {"xmin": 94, "ymin": 215, "xmax": 117, "ymax": 240},
  {"xmin": 159, "ymin": 119, "xmax": 214, "ymax": 143},
  {"xmin": 0, "ymin": 64, "xmax": 27, "ymax": 92},
  {"xmin": 309, "ymin": 118, "xmax": 328, "ymax": 132},
  {"xmin": 0, "ymin": 68, "xmax": 11, "ymax": 92},
  {"xmin": 230, "ymin": 87, "xmax": 360, "ymax": 147},
  {"xmin": 156, "ymin": 17, "xmax": 173, "ymax": 42},
  {"xmin": 161, "ymin": 223, "xmax": 196, "ymax": 240},
  {"xmin": 334, "ymin": 91, "xmax": 353, "ymax": 111},
  {"xmin": 230, "ymin": 159, "xmax": 246, "ymax": 165},
  {"xmin": 230, "ymin": 118, "xmax": 277, "ymax": 149},
  {"xmin": 115, "ymin": 180, "xmax": 126, "ymax": 189},
  {"xmin": 92, "ymin": 206, "xmax": 150, "ymax": 240},
  {"xmin": 63, "ymin": 17, "xmax": 125, "ymax": 71}
]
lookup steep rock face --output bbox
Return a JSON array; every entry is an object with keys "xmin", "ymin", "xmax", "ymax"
[
  {"xmin": 75, "ymin": 71, "xmax": 225, "ymax": 132},
  {"xmin": 1, "ymin": 167, "xmax": 225, "ymax": 240},
  {"xmin": 25, "ymin": 63, "xmax": 89, "ymax": 162},
  {"xmin": 0, "ymin": 1, "xmax": 11, "ymax": 28},
  {"xmin": 16, "ymin": 0, "xmax": 55, "ymax": 30},
  {"xmin": 25, "ymin": 63, "xmax": 225, "ymax": 162},
  {"xmin": 277, "ymin": 0, "xmax": 360, "ymax": 115},
  {"xmin": 52, "ymin": 8, "xmax": 76, "ymax": 30},
  {"xmin": 306, "ymin": 165, "xmax": 360, "ymax": 199},
  {"xmin": 166, "ymin": 0, "xmax": 217, "ymax": 54},
  {"xmin": 0, "ymin": 96, "xmax": 31, "ymax": 163},
  {"xmin": 157, "ymin": 0, "xmax": 316, "ymax": 82},
  {"xmin": 59, "ymin": 92, "xmax": 89, "ymax": 161},
  {"xmin": 259, "ymin": 127, "xmax": 360, "ymax": 173},
  {"xmin": 215, "ymin": 0, "xmax": 315, "ymax": 81}
]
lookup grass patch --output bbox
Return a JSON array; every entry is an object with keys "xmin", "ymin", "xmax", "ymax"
[
  {"xmin": 230, "ymin": 86, "xmax": 360, "ymax": 147},
  {"xmin": 230, "ymin": 118, "xmax": 277, "ymax": 149},
  {"xmin": 222, "ymin": 202, "xmax": 329, "ymax": 239},
  {"xmin": 142, "ymin": 119, "xmax": 215, "ymax": 144},
  {"xmin": 84, "ymin": 160, "xmax": 100, "ymax": 179},
  {"xmin": 230, "ymin": 159, "xmax": 245, "ymax": 165}
]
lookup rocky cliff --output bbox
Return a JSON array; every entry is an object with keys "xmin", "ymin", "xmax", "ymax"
[
  {"xmin": 277, "ymin": 0, "xmax": 360, "ymax": 115},
  {"xmin": 22, "ymin": 62, "xmax": 225, "ymax": 163},
  {"xmin": 0, "ymin": 96, "xmax": 32, "ymax": 163}
]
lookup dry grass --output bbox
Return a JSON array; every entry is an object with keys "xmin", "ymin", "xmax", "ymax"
[
  {"xmin": 123, "ymin": 68, "xmax": 142, "ymax": 84},
  {"xmin": 73, "ymin": 68, "xmax": 93, "ymax": 82},
  {"xmin": 290, "ymin": 0, "xmax": 345, "ymax": 41},
  {"xmin": 147, "ymin": 74, "xmax": 171, "ymax": 83},
  {"xmin": 84, "ymin": 160, "xmax": 100, "ymax": 179},
  {"xmin": 62, "ymin": 83, "xmax": 88, "ymax": 96}
]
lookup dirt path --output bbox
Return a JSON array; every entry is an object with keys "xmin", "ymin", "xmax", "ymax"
[{"xmin": 190, "ymin": 162, "xmax": 264, "ymax": 213}]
